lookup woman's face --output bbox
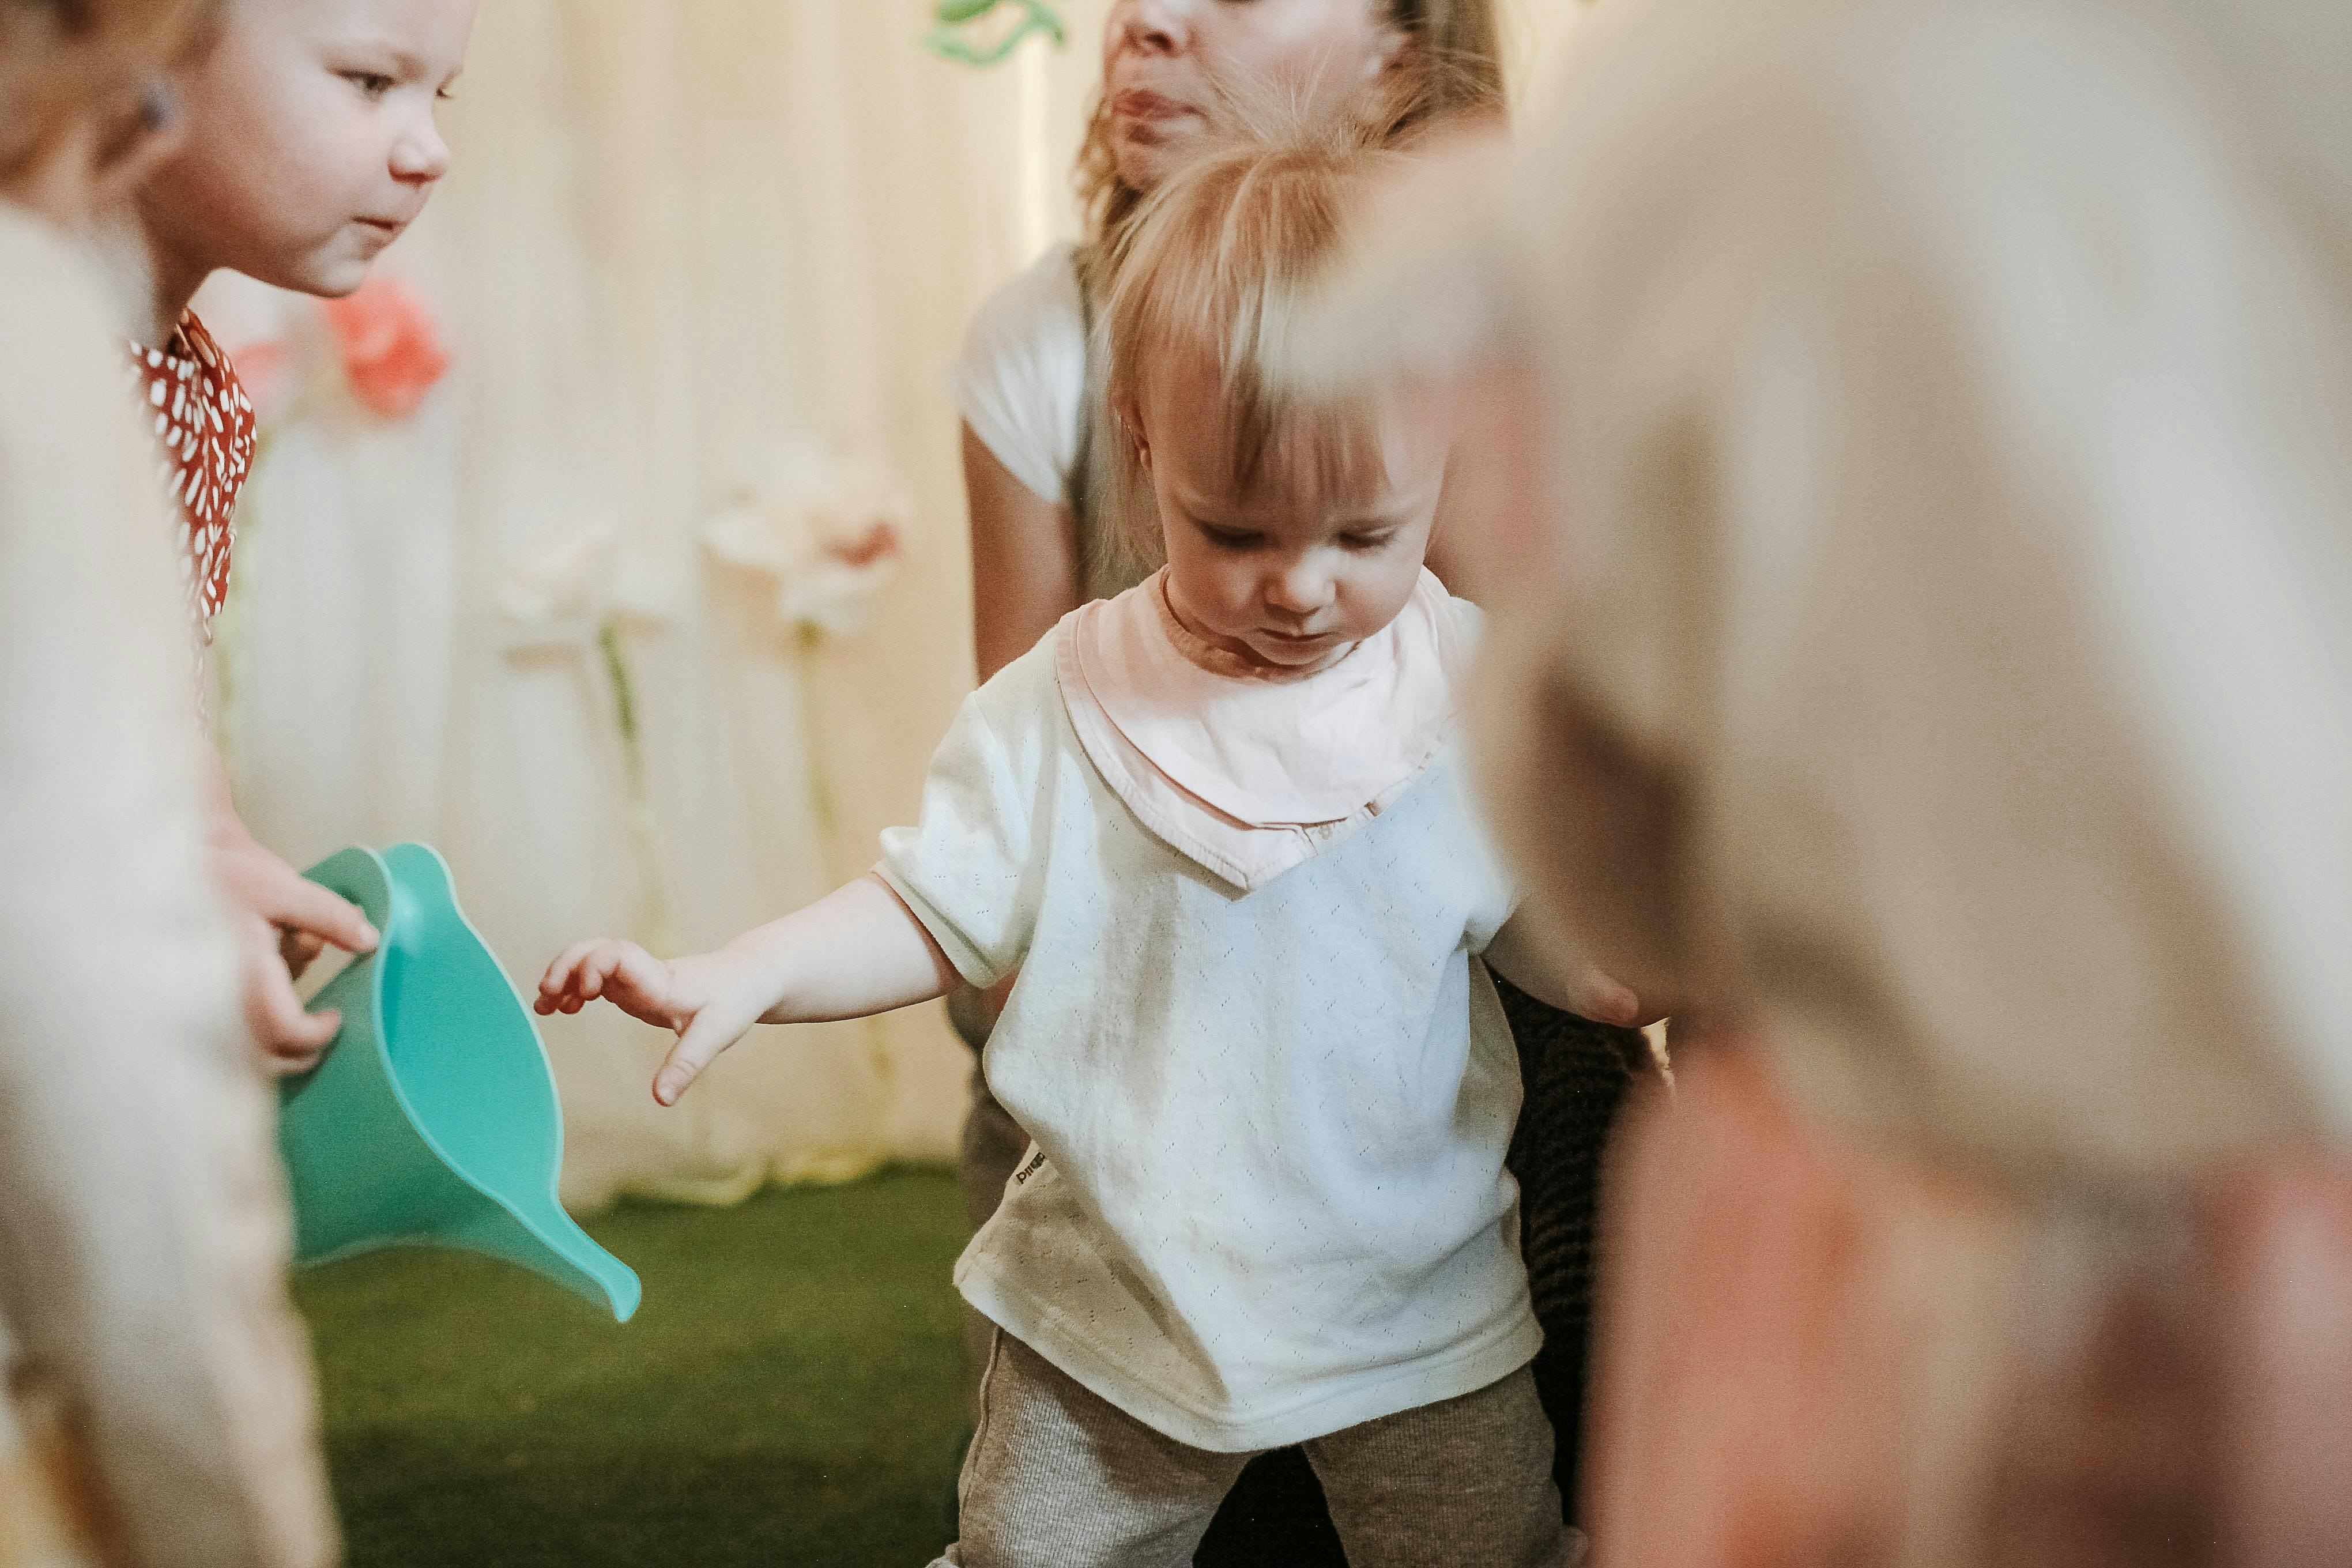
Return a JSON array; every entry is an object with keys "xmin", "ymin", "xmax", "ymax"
[{"xmin": 1100, "ymin": 0, "xmax": 1400, "ymax": 191}]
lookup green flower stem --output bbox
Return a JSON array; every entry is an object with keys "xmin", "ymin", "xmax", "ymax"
[
  {"xmin": 598, "ymin": 617, "xmax": 677, "ymax": 958},
  {"xmin": 796, "ymin": 623, "xmax": 839, "ymax": 841},
  {"xmin": 597, "ymin": 619, "xmax": 642, "ymax": 753}
]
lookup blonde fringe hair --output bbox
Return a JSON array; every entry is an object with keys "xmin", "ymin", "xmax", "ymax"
[
  {"xmin": 1075, "ymin": 0, "xmax": 1505, "ymax": 248},
  {"xmin": 0, "ymin": 0, "xmax": 216, "ymax": 179},
  {"xmin": 1100, "ymin": 105, "xmax": 1415, "ymax": 556}
]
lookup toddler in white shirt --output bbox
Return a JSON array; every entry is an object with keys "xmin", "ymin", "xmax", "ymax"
[{"xmin": 538, "ymin": 116, "xmax": 1617, "ymax": 1568}]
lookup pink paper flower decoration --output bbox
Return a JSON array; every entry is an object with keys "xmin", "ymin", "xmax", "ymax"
[
  {"xmin": 824, "ymin": 519, "xmax": 903, "ymax": 572},
  {"xmin": 701, "ymin": 445, "xmax": 911, "ymax": 637},
  {"xmin": 322, "ymin": 278, "xmax": 451, "ymax": 420},
  {"xmin": 225, "ymin": 337, "xmax": 296, "ymax": 422}
]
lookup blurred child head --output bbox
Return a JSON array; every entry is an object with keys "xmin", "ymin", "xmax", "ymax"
[
  {"xmin": 1080, "ymin": 0, "xmax": 1503, "ymax": 240},
  {"xmin": 0, "ymin": 0, "xmax": 214, "ymax": 225},
  {"xmin": 1105, "ymin": 115, "xmax": 1450, "ymax": 672},
  {"xmin": 134, "ymin": 0, "xmax": 475, "ymax": 299}
]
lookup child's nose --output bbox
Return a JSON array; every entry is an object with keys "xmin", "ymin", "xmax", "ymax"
[
  {"xmin": 1264, "ymin": 560, "xmax": 1333, "ymax": 617},
  {"xmin": 391, "ymin": 122, "xmax": 451, "ymax": 186}
]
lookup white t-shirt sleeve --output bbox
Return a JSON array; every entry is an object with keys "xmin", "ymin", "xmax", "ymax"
[
  {"xmin": 948, "ymin": 243, "xmax": 1090, "ymax": 507},
  {"xmin": 1438, "ymin": 595, "xmax": 1516, "ymax": 954},
  {"xmin": 875, "ymin": 667, "xmax": 1047, "ymax": 990},
  {"xmin": 1461, "ymin": 789, "xmax": 1518, "ymax": 956}
]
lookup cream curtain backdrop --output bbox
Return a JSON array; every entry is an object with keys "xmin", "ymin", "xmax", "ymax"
[{"xmin": 204, "ymin": 0, "xmax": 1595, "ymax": 1212}]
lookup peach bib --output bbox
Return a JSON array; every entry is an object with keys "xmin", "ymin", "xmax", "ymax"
[{"xmin": 1056, "ymin": 570, "xmax": 1476, "ymax": 892}]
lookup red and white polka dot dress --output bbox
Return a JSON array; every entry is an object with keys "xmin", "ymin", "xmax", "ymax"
[{"xmin": 125, "ymin": 311, "xmax": 256, "ymax": 646}]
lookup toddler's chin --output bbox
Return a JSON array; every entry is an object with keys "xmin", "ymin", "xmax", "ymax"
[
  {"xmin": 1246, "ymin": 632, "xmax": 1347, "ymax": 668},
  {"xmin": 268, "ymin": 243, "xmax": 375, "ymax": 301},
  {"xmin": 1115, "ymin": 134, "xmax": 1193, "ymax": 195},
  {"xmin": 307, "ymin": 259, "xmax": 374, "ymax": 300}
]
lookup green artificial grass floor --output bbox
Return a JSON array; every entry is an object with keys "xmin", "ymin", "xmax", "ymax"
[{"xmin": 293, "ymin": 1167, "xmax": 971, "ymax": 1568}]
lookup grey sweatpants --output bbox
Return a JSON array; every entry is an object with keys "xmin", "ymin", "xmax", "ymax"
[
  {"xmin": 933, "ymin": 1332, "xmax": 1584, "ymax": 1568},
  {"xmin": 955, "ymin": 1045, "xmax": 1033, "ymax": 1407}
]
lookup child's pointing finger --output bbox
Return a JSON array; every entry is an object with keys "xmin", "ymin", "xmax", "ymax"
[{"xmin": 651, "ymin": 998, "xmax": 756, "ymax": 1107}]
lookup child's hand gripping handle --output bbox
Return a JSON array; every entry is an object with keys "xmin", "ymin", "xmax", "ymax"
[
  {"xmin": 225, "ymin": 846, "xmax": 385, "ymax": 1072},
  {"xmin": 261, "ymin": 847, "xmax": 394, "ymax": 1071}
]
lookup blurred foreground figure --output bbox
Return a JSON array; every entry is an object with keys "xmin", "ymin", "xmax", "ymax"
[
  {"xmin": 0, "ymin": 2, "xmax": 338, "ymax": 1563},
  {"xmin": 1289, "ymin": 0, "xmax": 2352, "ymax": 1562}
]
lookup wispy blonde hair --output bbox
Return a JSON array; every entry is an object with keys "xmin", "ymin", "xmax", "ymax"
[{"xmin": 1100, "ymin": 104, "xmax": 1420, "ymax": 553}]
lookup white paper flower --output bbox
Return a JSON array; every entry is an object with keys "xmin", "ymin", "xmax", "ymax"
[
  {"xmin": 493, "ymin": 523, "xmax": 686, "ymax": 953},
  {"xmin": 499, "ymin": 526, "xmax": 687, "ymax": 652},
  {"xmin": 701, "ymin": 443, "xmax": 909, "ymax": 637}
]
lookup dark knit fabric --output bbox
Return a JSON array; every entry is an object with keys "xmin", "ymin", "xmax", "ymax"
[{"xmin": 1497, "ymin": 979, "xmax": 1648, "ymax": 1521}]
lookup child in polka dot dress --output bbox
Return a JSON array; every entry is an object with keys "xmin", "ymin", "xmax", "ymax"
[
  {"xmin": 100, "ymin": 0, "xmax": 477, "ymax": 1068},
  {"xmin": 126, "ymin": 312, "xmax": 250, "ymax": 646}
]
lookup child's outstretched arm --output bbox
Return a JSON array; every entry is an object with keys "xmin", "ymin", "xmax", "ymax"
[{"xmin": 537, "ymin": 875, "xmax": 960, "ymax": 1106}]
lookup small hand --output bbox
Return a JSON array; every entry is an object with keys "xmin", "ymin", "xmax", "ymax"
[
  {"xmin": 1484, "ymin": 911, "xmax": 1665, "ymax": 1031},
  {"xmin": 210, "ymin": 835, "xmax": 380, "ymax": 1073},
  {"xmin": 1562, "ymin": 965, "xmax": 1653, "ymax": 1030},
  {"xmin": 537, "ymin": 941, "xmax": 770, "ymax": 1107},
  {"xmin": 232, "ymin": 912, "xmax": 337, "ymax": 1075}
]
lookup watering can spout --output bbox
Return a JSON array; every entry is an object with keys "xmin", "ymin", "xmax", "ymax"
[
  {"xmin": 277, "ymin": 844, "xmax": 642, "ymax": 1323},
  {"xmin": 454, "ymin": 1203, "xmax": 643, "ymax": 1322}
]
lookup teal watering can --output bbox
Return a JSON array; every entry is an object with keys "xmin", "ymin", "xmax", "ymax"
[{"xmin": 278, "ymin": 843, "xmax": 640, "ymax": 1322}]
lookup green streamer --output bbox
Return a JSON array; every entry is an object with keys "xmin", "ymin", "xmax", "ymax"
[{"xmin": 925, "ymin": 0, "xmax": 1066, "ymax": 67}]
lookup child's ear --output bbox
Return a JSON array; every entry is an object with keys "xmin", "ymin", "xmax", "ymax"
[
  {"xmin": 1116, "ymin": 398, "xmax": 1154, "ymax": 481},
  {"xmin": 90, "ymin": 79, "xmax": 189, "ymax": 210},
  {"xmin": 2, "ymin": 81, "xmax": 181, "ymax": 232},
  {"xmin": 1371, "ymin": 27, "xmax": 1416, "ymax": 82}
]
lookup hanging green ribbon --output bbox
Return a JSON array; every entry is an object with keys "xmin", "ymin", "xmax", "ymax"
[{"xmin": 925, "ymin": 0, "xmax": 1067, "ymax": 67}]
